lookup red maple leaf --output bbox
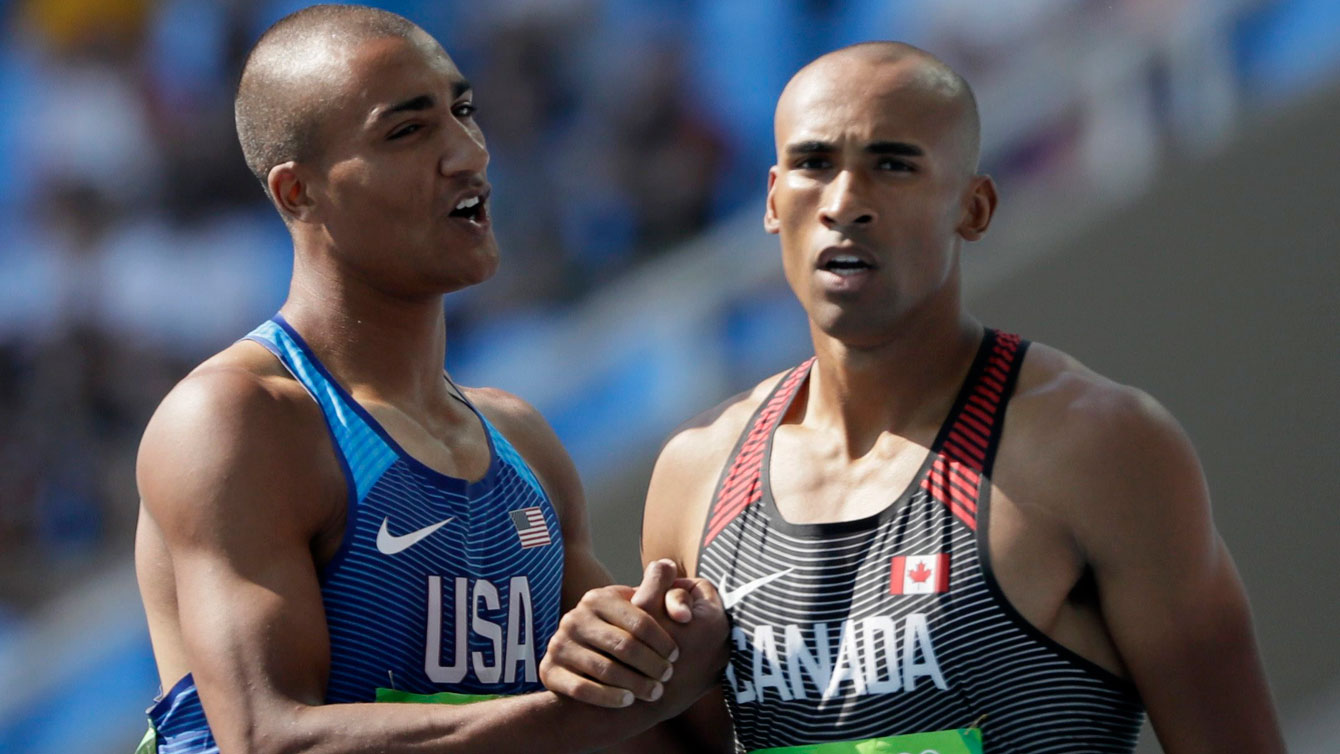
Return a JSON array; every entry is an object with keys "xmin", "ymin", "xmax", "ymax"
[{"xmin": 908, "ymin": 560, "xmax": 933, "ymax": 583}]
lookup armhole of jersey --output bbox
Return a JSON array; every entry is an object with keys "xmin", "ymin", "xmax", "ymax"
[
  {"xmin": 973, "ymin": 339, "xmax": 1141, "ymax": 694},
  {"xmin": 441, "ymin": 374, "xmax": 547, "ymax": 504},
  {"xmin": 242, "ymin": 329, "xmax": 363, "ymax": 583},
  {"xmin": 695, "ymin": 362, "xmax": 812, "ymax": 562}
]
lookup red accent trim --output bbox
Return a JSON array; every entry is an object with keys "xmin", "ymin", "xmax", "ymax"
[
  {"xmin": 957, "ymin": 413, "xmax": 993, "ymax": 443},
  {"xmin": 920, "ymin": 331, "xmax": 1023, "ymax": 529},
  {"xmin": 944, "ymin": 436, "xmax": 986, "ymax": 464},
  {"xmin": 702, "ymin": 359, "xmax": 813, "ymax": 546}
]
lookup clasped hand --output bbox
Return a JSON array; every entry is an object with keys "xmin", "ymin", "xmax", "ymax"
[{"xmin": 540, "ymin": 560, "xmax": 728, "ymax": 711}]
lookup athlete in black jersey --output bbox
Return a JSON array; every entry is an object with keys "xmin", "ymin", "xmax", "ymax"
[{"xmin": 544, "ymin": 42, "xmax": 1284, "ymax": 752}]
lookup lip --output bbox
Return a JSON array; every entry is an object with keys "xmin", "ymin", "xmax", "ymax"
[
  {"xmin": 446, "ymin": 184, "xmax": 492, "ymax": 235},
  {"xmin": 815, "ymin": 244, "xmax": 879, "ymax": 271},
  {"xmin": 448, "ymin": 183, "xmax": 491, "ymax": 213}
]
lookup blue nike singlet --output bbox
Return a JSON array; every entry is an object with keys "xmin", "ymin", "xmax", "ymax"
[{"xmin": 144, "ymin": 315, "xmax": 564, "ymax": 753}]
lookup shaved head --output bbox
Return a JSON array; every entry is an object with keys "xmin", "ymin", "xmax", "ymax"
[
  {"xmin": 776, "ymin": 42, "xmax": 981, "ymax": 175},
  {"xmin": 234, "ymin": 4, "xmax": 431, "ymax": 195}
]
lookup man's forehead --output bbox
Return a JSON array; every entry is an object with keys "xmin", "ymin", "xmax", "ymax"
[
  {"xmin": 776, "ymin": 57, "xmax": 965, "ymax": 147},
  {"xmin": 329, "ymin": 34, "xmax": 466, "ymax": 117}
]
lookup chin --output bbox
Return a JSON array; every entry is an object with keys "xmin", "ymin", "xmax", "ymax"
[{"xmin": 812, "ymin": 306, "xmax": 899, "ymax": 348}]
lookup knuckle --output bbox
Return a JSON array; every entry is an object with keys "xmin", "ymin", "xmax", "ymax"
[
  {"xmin": 627, "ymin": 614, "xmax": 653, "ymax": 636},
  {"xmin": 607, "ymin": 634, "xmax": 630, "ymax": 657}
]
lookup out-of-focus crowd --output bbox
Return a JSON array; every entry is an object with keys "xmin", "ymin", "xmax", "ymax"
[
  {"xmin": 0, "ymin": 0, "xmax": 905, "ymax": 614},
  {"xmin": 3, "ymin": 0, "xmax": 1337, "ymax": 622}
]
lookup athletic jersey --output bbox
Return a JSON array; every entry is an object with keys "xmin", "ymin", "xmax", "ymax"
[
  {"xmin": 696, "ymin": 330, "xmax": 1145, "ymax": 753},
  {"xmin": 143, "ymin": 315, "xmax": 564, "ymax": 753}
]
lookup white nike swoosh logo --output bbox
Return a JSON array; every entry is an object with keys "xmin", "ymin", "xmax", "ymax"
[
  {"xmin": 376, "ymin": 516, "xmax": 453, "ymax": 555},
  {"xmin": 721, "ymin": 568, "xmax": 794, "ymax": 609}
]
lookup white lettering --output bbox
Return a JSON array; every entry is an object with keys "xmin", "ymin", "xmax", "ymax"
[
  {"xmin": 901, "ymin": 613, "xmax": 947, "ymax": 691},
  {"xmin": 471, "ymin": 579, "xmax": 503, "ymax": 683},
  {"xmin": 862, "ymin": 616, "xmax": 902, "ymax": 693},
  {"xmin": 504, "ymin": 576, "xmax": 536, "ymax": 683},
  {"xmin": 784, "ymin": 622, "xmax": 832, "ymax": 700},
  {"xmin": 729, "ymin": 627, "xmax": 757, "ymax": 704},
  {"xmin": 425, "ymin": 576, "xmax": 468, "ymax": 683},
  {"xmin": 750, "ymin": 625, "xmax": 793, "ymax": 701},
  {"xmin": 822, "ymin": 619, "xmax": 867, "ymax": 700},
  {"xmin": 731, "ymin": 612, "xmax": 946, "ymax": 705}
]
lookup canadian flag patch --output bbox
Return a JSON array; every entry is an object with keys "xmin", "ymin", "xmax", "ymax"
[{"xmin": 890, "ymin": 554, "xmax": 950, "ymax": 595}]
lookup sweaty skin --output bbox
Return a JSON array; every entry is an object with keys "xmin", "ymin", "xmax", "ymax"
[
  {"xmin": 549, "ymin": 42, "xmax": 1285, "ymax": 754},
  {"xmin": 136, "ymin": 7, "xmax": 726, "ymax": 753}
]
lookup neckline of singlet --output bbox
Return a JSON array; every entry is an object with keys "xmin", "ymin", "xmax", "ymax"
[
  {"xmin": 755, "ymin": 329, "xmax": 1006, "ymax": 538},
  {"xmin": 266, "ymin": 313, "xmax": 503, "ymax": 495}
]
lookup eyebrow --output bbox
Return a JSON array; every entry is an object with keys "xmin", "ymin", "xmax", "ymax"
[
  {"xmin": 372, "ymin": 80, "xmax": 473, "ymax": 122},
  {"xmin": 785, "ymin": 140, "xmax": 925, "ymax": 157}
]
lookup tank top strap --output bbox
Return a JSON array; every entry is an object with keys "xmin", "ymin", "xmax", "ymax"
[
  {"xmin": 920, "ymin": 329, "xmax": 1030, "ymax": 531},
  {"xmin": 701, "ymin": 357, "xmax": 815, "ymax": 548},
  {"xmin": 242, "ymin": 315, "xmax": 398, "ymax": 502}
]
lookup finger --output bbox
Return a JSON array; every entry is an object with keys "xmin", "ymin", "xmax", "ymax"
[
  {"xmin": 540, "ymin": 661, "xmax": 637, "ymax": 708},
  {"xmin": 631, "ymin": 559, "xmax": 677, "ymax": 612},
  {"xmin": 562, "ymin": 617, "xmax": 674, "ymax": 683},
  {"xmin": 587, "ymin": 598, "xmax": 679, "ymax": 665},
  {"xmin": 544, "ymin": 638, "xmax": 666, "ymax": 702},
  {"xmin": 689, "ymin": 577, "xmax": 723, "ymax": 607},
  {"xmin": 574, "ymin": 586, "xmax": 679, "ymax": 661},
  {"xmin": 665, "ymin": 587, "xmax": 693, "ymax": 624}
]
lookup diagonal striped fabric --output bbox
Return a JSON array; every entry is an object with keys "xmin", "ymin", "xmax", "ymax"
[
  {"xmin": 697, "ymin": 330, "xmax": 1144, "ymax": 753},
  {"xmin": 145, "ymin": 316, "xmax": 565, "ymax": 753}
]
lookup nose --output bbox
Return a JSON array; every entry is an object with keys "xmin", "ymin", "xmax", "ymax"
[
  {"xmin": 819, "ymin": 169, "xmax": 877, "ymax": 230},
  {"xmin": 439, "ymin": 119, "xmax": 489, "ymax": 178}
]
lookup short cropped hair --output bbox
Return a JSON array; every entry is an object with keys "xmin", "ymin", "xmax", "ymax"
[{"xmin": 234, "ymin": 4, "xmax": 419, "ymax": 195}]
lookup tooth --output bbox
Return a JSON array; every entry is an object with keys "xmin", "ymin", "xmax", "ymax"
[{"xmin": 455, "ymin": 196, "xmax": 480, "ymax": 210}]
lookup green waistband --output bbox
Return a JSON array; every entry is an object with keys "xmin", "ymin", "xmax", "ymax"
[
  {"xmin": 374, "ymin": 688, "xmax": 503, "ymax": 705},
  {"xmin": 752, "ymin": 727, "xmax": 982, "ymax": 754}
]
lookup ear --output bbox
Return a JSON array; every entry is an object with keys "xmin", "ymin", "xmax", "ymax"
[
  {"xmin": 763, "ymin": 166, "xmax": 781, "ymax": 234},
  {"xmin": 267, "ymin": 162, "xmax": 317, "ymax": 224},
  {"xmin": 957, "ymin": 174, "xmax": 998, "ymax": 242}
]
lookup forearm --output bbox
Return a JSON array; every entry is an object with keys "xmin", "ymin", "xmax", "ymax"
[
  {"xmin": 600, "ymin": 685, "xmax": 734, "ymax": 754},
  {"xmin": 233, "ymin": 690, "xmax": 664, "ymax": 754}
]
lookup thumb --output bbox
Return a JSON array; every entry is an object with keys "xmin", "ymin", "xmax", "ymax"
[{"xmin": 631, "ymin": 559, "xmax": 678, "ymax": 612}]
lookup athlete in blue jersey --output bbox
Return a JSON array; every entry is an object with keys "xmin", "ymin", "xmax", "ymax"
[
  {"xmin": 133, "ymin": 5, "xmax": 726, "ymax": 752},
  {"xmin": 544, "ymin": 43, "xmax": 1285, "ymax": 752}
]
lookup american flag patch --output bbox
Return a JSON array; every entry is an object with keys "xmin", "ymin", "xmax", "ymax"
[{"xmin": 510, "ymin": 507, "xmax": 552, "ymax": 548}]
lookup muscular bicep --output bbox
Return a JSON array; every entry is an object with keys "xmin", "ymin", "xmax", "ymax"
[
  {"xmin": 137, "ymin": 369, "xmax": 344, "ymax": 747},
  {"xmin": 1069, "ymin": 391, "xmax": 1282, "ymax": 751}
]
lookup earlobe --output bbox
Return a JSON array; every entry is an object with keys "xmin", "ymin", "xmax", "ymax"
[
  {"xmin": 763, "ymin": 166, "xmax": 780, "ymax": 234},
  {"xmin": 958, "ymin": 174, "xmax": 998, "ymax": 242},
  {"xmin": 268, "ymin": 162, "xmax": 315, "ymax": 223}
]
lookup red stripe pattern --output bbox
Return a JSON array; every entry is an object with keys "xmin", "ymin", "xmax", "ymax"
[
  {"xmin": 702, "ymin": 358, "xmax": 815, "ymax": 546},
  {"xmin": 920, "ymin": 331, "xmax": 1023, "ymax": 531}
]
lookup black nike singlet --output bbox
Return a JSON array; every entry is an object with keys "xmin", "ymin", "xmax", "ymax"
[{"xmin": 696, "ymin": 330, "xmax": 1145, "ymax": 753}]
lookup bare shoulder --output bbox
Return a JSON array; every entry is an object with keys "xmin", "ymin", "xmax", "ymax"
[
  {"xmin": 137, "ymin": 341, "xmax": 343, "ymax": 544},
  {"xmin": 658, "ymin": 371, "xmax": 788, "ymax": 478},
  {"xmin": 999, "ymin": 342, "xmax": 1210, "ymax": 556},
  {"xmin": 461, "ymin": 385, "xmax": 549, "ymax": 446},
  {"xmin": 460, "ymin": 385, "xmax": 587, "ymax": 520},
  {"xmin": 644, "ymin": 370, "xmax": 791, "ymax": 573}
]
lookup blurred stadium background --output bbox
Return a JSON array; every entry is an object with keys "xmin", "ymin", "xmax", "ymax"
[{"xmin": 0, "ymin": 0, "xmax": 1336, "ymax": 750}]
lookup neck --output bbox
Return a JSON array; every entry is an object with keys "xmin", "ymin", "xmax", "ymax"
[
  {"xmin": 802, "ymin": 303, "xmax": 983, "ymax": 458},
  {"xmin": 279, "ymin": 251, "xmax": 451, "ymax": 408}
]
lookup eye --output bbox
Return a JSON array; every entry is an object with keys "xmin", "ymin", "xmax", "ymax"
[
  {"xmin": 388, "ymin": 123, "xmax": 422, "ymax": 140},
  {"xmin": 877, "ymin": 157, "xmax": 915, "ymax": 172},
  {"xmin": 452, "ymin": 101, "xmax": 477, "ymax": 118},
  {"xmin": 794, "ymin": 157, "xmax": 831, "ymax": 170}
]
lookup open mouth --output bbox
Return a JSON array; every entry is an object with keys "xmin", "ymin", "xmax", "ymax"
[
  {"xmin": 820, "ymin": 254, "xmax": 874, "ymax": 275},
  {"xmin": 449, "ymin": 194, "xmax": 488, "ymax": 225}
]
